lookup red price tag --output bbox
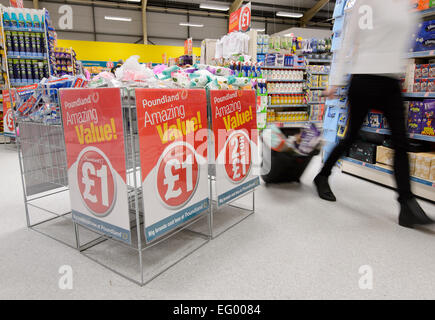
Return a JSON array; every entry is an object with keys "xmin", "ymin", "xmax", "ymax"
[
  {"xmin": 157, "ymin": 142, "xmax": 199, "ymax": 208},
  {"xmin": 77, "ymin": 148, "xmax": 116, "ymax": 217},
  {"xmin": 225, "ymin": 132, "xmax": 252, "ymax": 183}
]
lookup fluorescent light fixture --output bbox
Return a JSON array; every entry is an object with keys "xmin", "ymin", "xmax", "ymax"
[
  {"xmin": 276, "ymin": 11, "xmax": 303, "ymax": 18},
  {"xmin": 254, "ymin": 28, "xmax": 265, "ymax": 32},
  {"xmin": 179, "ymin": 22, "xmax": 204, "ymax": 27},
  {"xmin": 124, "ymin": 0, "xmax": 141, "ymax": 2},
  {"xmin": 200, "ymin": 3, "xmax": 230, "ymax": 11},
  {"xmin": 104, "ymin": 16, "xmax": 132, "ymax": 22}
]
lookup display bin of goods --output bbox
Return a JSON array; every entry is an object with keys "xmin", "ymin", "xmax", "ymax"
[{"xmin": 261, "ymin": 123, "xmax": 321, "ymax": 184}]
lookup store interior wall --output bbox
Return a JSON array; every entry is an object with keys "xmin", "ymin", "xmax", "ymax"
[{"xmin": 0, "ymin": 0, "xmax": 318, "ymax": 47}]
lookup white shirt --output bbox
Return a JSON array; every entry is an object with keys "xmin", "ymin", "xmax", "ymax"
[{"xmin": 330, "ymin": 0, "xmax": 418, "ymax": 86}]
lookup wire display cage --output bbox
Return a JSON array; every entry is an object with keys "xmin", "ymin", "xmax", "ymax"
[{"xmin": 13, "ymin": 86, "xmax": 258, "ymax": 286}]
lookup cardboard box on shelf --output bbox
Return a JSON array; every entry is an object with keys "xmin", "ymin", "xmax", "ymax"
[
  {"xmin": 376, "ymin": 146, "xmax": 394, "ymax": 167},
  {"xmin": 430, "ymin": 158, "xmax": 435, "ymax": 181},
  {"xmin": 409, "ymin": 152, "xmax": 418, "ymax": 176},
  {"xmin": 414, "ymin": 152, "xmax": 435, "ymax": 180}
]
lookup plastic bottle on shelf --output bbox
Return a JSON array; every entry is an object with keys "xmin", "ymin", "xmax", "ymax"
[
  {"xmin": 25, "ymin": 11, "xmax": 33, "ymax": 29},
  {"xmin": 10, "ymin": 11, "xmax": 19, "ymax": 29},
  {"xmin": 18, "ymin": 13, "xmax": 26, "ymax": 29},
  {"xmin": 32, "ymin": 12, "xmax": 42, "ymax": 30},
  {"xmin": 3, "ymin": 11, "xmax": 12, "ymax": 29}
]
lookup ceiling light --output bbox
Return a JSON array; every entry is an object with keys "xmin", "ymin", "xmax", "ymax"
[
  {"xmin": 179, "ymin": 22, "xmax": 204, "ymax": 27},
  {"xmin": 124, "ymin": 0, "xmax": 141, "ymax": 2},
  {"xmin": 199, "ymin": 3, "xmax": 230, "ymax": 11},
  {"xmin": 276, "ymin": 11, "xmax": 303, "ymax": 18},
  {"xmin": 254, "ymin": 28, "xmax": 265, "ymax": 32},
  {"xmin": 105, "ymin": 16, "xmax": 132, "ymax": 22}
]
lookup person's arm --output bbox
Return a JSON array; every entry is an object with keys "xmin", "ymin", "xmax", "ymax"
[{"xmin": 326, "ymin": 1, "xmax": 362, "ymax": 97}]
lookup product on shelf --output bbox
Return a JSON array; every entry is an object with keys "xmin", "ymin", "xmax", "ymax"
[
  {"xmin": 264, "ymin": 69, "xmax": 304, "ymax": 81},
  {"xmin": 267, "ymin": 81, "xmax": 304, "ymax": 94},
  {"xmin": 269, "ymin": 94, "xmax": 305, "ymax": 106},
  {"xmin": 411, "ymin": 0, "xmax": 434, "ymax": 11},
  {"xmin": 407, "ymin": 100, "xmax": 435, "ymax": 136},
  {"xmin": 348, "ymin": 141, "xmax": 378, "ymax": 164}
]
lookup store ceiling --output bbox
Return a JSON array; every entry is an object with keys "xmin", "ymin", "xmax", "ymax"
[{"xmin": 97, "ymin": 0, "xmax": 336, "ymax": 25}]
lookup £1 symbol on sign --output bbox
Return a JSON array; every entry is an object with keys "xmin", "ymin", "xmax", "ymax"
[
  {"xmin": 239, "ymin": 5, "xmax": 251, "ymax": 32},
  {"xmin": 77, "ymin": 148, "xmax": 116, "ymax": 216},
  {"xmin": 5, "ymin": 109, "xmax": 14, "ymax": 131},
  {"xmin": 225, "ymin": 131, "xmax": 251, "ymax": 183},
  {"xmin": 157, "ymin": 142, "xmax": 199, "ymax": 208}
]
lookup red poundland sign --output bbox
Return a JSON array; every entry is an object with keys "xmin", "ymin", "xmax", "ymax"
[
  {"xmin": 135, "ymin": 88, "xmax": 209, "ymax": 243},
  {"xmin": 229, "ymin": 2, "xmax": 251, "ymax": 33},
  {"xmin": 60, "ymin": 88, "xmax": 132, "ymax": 244}
]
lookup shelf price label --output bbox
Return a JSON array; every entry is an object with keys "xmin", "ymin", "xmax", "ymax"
[
  {"xmin": 60, "ymin": 88, "xmax": 131, "ymax": 244},
  {"xmin": 210, "ymin": 90, "xmax": 260, "ymax": 206},
  {"xmin": 135, "ymin": 89, "xmax": 209, "ymax": 243}
]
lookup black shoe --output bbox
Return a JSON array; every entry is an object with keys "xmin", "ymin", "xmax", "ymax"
[
  {"xmin": 314, "ymin": 174, "xmax": 336, "ymax": 202},
  {"xmin": 399, "ymin": 198, "xmax": 433, "ymax": 228}
]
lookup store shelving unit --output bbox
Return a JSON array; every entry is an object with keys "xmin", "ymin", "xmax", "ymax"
[
  {"xmin": 0, "ymin": 7, "xmax": 52, "ymax": 88},
  {"xmin": 341, "ymin": 7, "xmax": 435, "ymax": 202},
  {"xmin": 361, "ymin": 126, "xmax": 435, "ymax": 143},
  {"xmin": 342, "ymin": 157, "xmax": 435, "ymax": 201}
]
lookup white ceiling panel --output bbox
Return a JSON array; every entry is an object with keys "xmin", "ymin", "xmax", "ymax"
[
  {"xmin": 94, "ymin": 7, "xmax": 142, "ymax": 35},
  {"xmin": 147, "ymin": 12, "xmax": 188, "ymax": 38}
]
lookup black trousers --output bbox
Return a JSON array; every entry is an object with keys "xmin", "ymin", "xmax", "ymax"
[{"xmin": 320, "ymin": 74, "xmax": 413, "ymax": 202}]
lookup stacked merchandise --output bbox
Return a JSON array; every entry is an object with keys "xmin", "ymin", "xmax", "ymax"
[
  {"xmin": 407, "ymin": 100, "xmax": 435, "ymax": 136},
  {"xmin": 411, "ymin": 63, "xmax": 435, "ymax": 92},
  {"xmin": 376, "ymin": 144, "xmax": 435, "ymax": 182},
  {"xmin": 214, "ymin": 31, "xmax": 250, "ymax": 60},
  {"xmin": 54, "ymin": 47, "xmax": 78, "ymax": 76},
  {"xmin": 0, "ymin": 22, "xmax": 7, "ymax": 88},
  {"xmin": 14, "ymin": 75, "xmax": 88, "ymax": 125},
  {"xmin": 14, "ymin": 55, "xmax": 260, "ymax": 125},
  {"xmin": 2, "ymin": 7, "xmax": 50, "ymax": 86},
  {"xmin": 44, "ymin": 10, "xmax": 57, "ymax": 77},
  {"xmin": 321, "ymin": 0, "xmax": 353, "ymax": 161}
]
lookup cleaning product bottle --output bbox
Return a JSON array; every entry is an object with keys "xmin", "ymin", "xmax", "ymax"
[
  {"xmin": 25, "ymin": 11, "xmax": 33, "ymax": 29},
  {"xmin": 3, "ymin": 11, "xmax": 11, "ymax": 29},
  {"xmin": 18, "ymin": 12, "xmax": 26, "ymax": 29},
  {"xmin": 10, "ymin": 11, "xmax": 19, "ymax": 29},
  {"xmin": 32, "ymin": 11, "xmax": 41, "ymax": 30}
]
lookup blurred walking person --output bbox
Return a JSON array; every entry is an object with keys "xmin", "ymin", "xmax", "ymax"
[{"xmin": 314, "ymin": 0, "xmax": 433, "ymax": 228}]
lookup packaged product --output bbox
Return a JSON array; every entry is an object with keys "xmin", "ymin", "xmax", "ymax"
[
  {"xmin": 414, "ymin": 152, "xmax": 435, "ymax": 179},
  {"xmin": 415, "ymin": 64, "xmax": 422, "ymax": 79},
  {"xmin": 422, "ymin": 64, "xmax": 430, "ymax": 78},
  {"xmin": 409, "ymin": 152, "xmax": 418, "ymax": 175},
  {"xmin": 421, "ymin": 78, "xmax": 428, "ymax": 92},
  {"xmin": 414, "ymin": 79, "xmax": 421, "ymax": 92},
  {"xmin": 376, "ymin": 146, "xmax": 394, "ymax": 167}
]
